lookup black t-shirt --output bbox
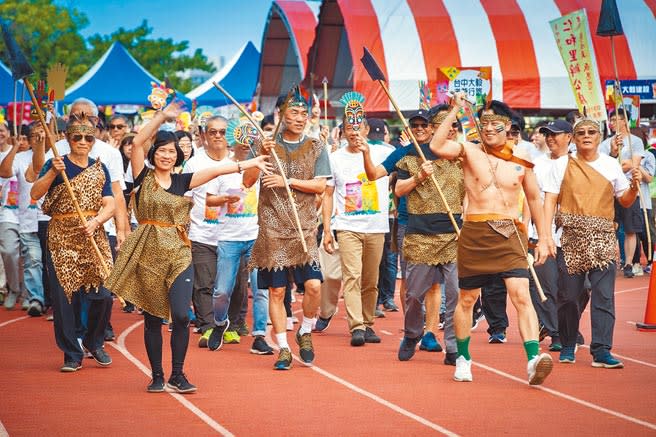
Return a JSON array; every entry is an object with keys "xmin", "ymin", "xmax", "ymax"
[{"xmin": 133, "ymin": 167, "xmax": 193, "ymax": 207}]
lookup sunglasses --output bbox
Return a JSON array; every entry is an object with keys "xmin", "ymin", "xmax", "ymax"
[
  {"xmin": 109, "ymin": 124, "xmax": 126, "ymax": 130},
  {"xmin": 70, "ymin": 134, "xmax": 95, "ymax": 142},
  {"xmin": 410, "ymin": 123, "xmax": 428, "ymax": 129},
  {"xmin": 574, "ymin": 129, "xmax": 599, "ymax": 136},
  {"xmin": 207, "ymin": 129, "xmax": 227, "ymax": 137}
]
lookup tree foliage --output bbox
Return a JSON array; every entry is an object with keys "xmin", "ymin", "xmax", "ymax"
[{"xmin": 1, "ymin": 1, "xmax": 215, "ymax": 93}]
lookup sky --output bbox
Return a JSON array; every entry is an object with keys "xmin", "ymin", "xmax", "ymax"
[{"xmin": 56, "ymin": 0, "xmax": 281, "ymax": 70}]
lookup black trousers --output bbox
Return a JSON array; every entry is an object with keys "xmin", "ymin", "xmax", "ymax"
[
  {"xmin": 481, "ymin": 275, "xmax": 508, "ymax": 335},
  {"xmin": 144, "ymin": 264, "xmax": 194, "ymax": 376},
  {"xmin": 46, "ymin": 249, "xmax": 111, "ymax": 363},
  {"xmin": 191, "ymin": 241, "xmax": 217, "ymax": 334},
  {"xmin": 556, "ymin": 250, "xmax": 616, "ymax": 356},
  {"xmin": 37, "ymin": 221, "xmax": 51, "ymax": 308},
  {"xmin": 531, "ymin": 251, "xmax": 559, "ymax": 339}
]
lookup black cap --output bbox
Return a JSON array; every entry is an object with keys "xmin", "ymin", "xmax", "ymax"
[
  {"xmin": 368, "ymin": 118, "xmax": 386, "ymax": 141},
  {"xmin": 408, "ymin": 109, "xmax": 430, "ymax": 123},
  {"xmin": 539, "ymin": 119, "xmax": 573, "ymax": 135}
]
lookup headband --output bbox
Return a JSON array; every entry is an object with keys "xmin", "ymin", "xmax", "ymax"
[
  {"xmin": 573, "ymin": 118, "xmax": 601, "ymax": 132},
  {"xmin": 67, "ymin": 124, "xmax": 95, "ymax": 136},
  {"xmin": 480, "ymin": 114, "xmax": 510, "ymax": 124}
]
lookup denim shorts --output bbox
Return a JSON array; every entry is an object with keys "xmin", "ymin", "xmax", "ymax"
[{"xmin": 257, "ymin": 261, "xmax": 323, "ymax": 289}]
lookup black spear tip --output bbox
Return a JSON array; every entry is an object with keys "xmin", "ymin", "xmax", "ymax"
[
  {"xmin": 0, "ymin": 19, "xmax": 34, "ymax": 81},
  {"xmin": 596, "ymin": 0, "xmax": 624, "ymax": 37},
  {"xmin": 360, "ymin": 47, "xmax": 386, "ymax": 82}
]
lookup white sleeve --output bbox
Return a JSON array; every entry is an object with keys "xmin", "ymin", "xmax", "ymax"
[
  {"xmin": 598, "ymin": 138, "xmax": 611, "ymax": 156},
  {"xmin": 206, "ymin": 177, "xmax": 221, "ymax": 196},
  {"xmin": 611, "ymin": 159, "xmax": 630, "ymax": 197},
  {"xmin": 326, "ymin": 153, "xmax": 337, "ymax": 187},
  {"xmin": 542, "ymin": 157, "xmax": 567, "ymax": 194}
]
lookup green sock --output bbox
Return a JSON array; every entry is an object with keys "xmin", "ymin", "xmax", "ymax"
[
  {"xmin": 524, "ymin": 340, "xmax": 540, "ymax": 361},
  {"xmin": 456, "ymin": 337, "xmax": 471, "ymax": 361}
]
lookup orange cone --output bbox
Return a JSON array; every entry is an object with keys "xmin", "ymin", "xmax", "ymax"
[{"xmin": 637, "ymin": 261, "xmax": 656, "ymax": 331}]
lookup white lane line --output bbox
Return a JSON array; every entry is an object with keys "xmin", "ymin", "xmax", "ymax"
[
  {"xmin": 473, "ymin": 361, "xmax": 656, "ymax": 431},
  {"xmin": 380, "ymin": 330, "xmax": 393, "ymax": 336},
  {"xmin": 0, "ymin": 316, "xmax": 29, "ymax": 328},
  {"xmin": 0, "ymin": 418, "xmax": 8, "ymax": 437},
  {"xmin": 109, "ymin": 321, "xmax": 234, "ymax": 437},
  {"xmin": 616, "ymin": 286, "xmax": 647, "ymax": 295},
  {"xmin": 577, "ymin": 345, "xmax": 656, "ymax": 369},
  {"xmin": 264, "ymin": 331, "xmax": 458, "ymax": 436}
]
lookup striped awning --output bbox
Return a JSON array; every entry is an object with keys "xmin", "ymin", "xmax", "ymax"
[{"xmin": 304, "ymin": 0, "xmax": 656, "ymax": 112}]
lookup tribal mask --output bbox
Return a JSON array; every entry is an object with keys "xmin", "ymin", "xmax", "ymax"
[
  {"xmin": 339, "ymin": 91, "xmax": 366, "ymax": 131},
  {"xmin": 226, "ymin": 118, "xmax": 259, "ymax": 147},
  {"xmin": 148, "ymin": 81, "xmax": 174, "ymax": 110}
]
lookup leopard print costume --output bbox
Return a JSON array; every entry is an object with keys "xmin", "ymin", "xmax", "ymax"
[
  {"xmin": 556, "ymin": 212, "xmax": 616, "ymax": 275},
  {"xmin": 41, "ymin": 158, "xmax": 113, "ymax": 302}
]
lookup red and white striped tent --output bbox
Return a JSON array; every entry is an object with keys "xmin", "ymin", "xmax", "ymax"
[{"xmin": 259, "ymin": 0, "xmax": 656, "ymax": 114}]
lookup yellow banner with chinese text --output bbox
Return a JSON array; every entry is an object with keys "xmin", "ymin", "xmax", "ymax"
[{"xmin": 550, "ymin": 9, "xmax": 607, "ymax": 123}]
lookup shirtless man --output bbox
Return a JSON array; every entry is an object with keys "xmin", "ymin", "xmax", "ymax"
[{"xmin": 430, "ymin": 92, "xmax": 554, "ymax": 385}]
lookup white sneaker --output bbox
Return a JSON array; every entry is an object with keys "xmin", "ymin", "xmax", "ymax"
[
  {"xmin": 528, "ymin": 353, "xmax": 553, "ymax": 386},
  {"xmin": 633, "ymin": 263, "xmax": 644, "ymax": 277},
  {"xmin": 286, "ymin": 317, "xmax": 294, "ymax": 331},
  {"xmin": 453, "ymin": 356, "xmax": 473, "ymax": 382}
]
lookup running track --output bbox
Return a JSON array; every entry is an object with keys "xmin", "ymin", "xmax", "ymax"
[{"xmin": 1, "ymin": 274, "xmax": 655, "ymax": 436}]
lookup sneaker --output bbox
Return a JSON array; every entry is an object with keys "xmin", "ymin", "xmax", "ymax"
[
  {"xmin": 538, "ymin": 324, "xmax": 549, "ymax": 342},
  {"xmin": 592, "ymin": 352, "xmax": 624, "ymax": 369},
  {"xmin": 438, "ymin": 312, "xmax": 445, "ymax": 331},
  {"xmin": 286, "ymin": 317, "xmax": 294, "ymax": 331},
  {"xmin": 0, "ymin": 292, "xmax": 4, "ymax": 305},
  {"xmin": 274, "ymin": 348, "xmax": 293, "ymax": 370},
  {"xmin": 236, "ymin": 320, "xmax": 249, "ymax": 337},
  {"xmin": 198, "ymin": 328, "xmax": 213, "ymax": 348},
  {"xmin": 46, "ymin": 314, "xmax": 54, "ymax": 321},
  {"xmin": 295, "ymin": 329, "xmax": 315, "ymax": 364},
  {"xmin": 27, "ymin": 301, "xmax": 43, "ymax": 317},
  {"xmin": 633, "ymin": 263, "xmax": 644, "ymax": 277},
  {"xmin": 78, "ymin": 338, "xmax": 93, "ymax": 359},
  {"xmin": 208, "ymin": 321, "xmax": 229, "ymax": 351},
  {"xmin": 528, "ymin": 353, "xmax": 553, "ymax": 385},
  {"xmin": 223, "ymin": 330, "xmax": 241, "ymax": 344},
  {"xmin": 250, "ymin": 336, "xmax": 274, "ymax": 355},
  {"xmin": 623, "ymin": 264, "xmax": 634, "ymax": 278},
  {"xmin": 350, "ymin": 329, "xmax": 366, "ymax": 346},
  {"xmin": 21, "ymin": 299, "xmax": 29, "ymax": 310},
  {"xmin": 488, "ymin": 332, "xmax": 507, "ymax": 344},
  {"xmin": 90, "ymin": 348, "xmax": 112, "ymax": 366},
  {"xmin": 471, "ymin": 312, "xmax": 485, "ymax": 331},
  {"xmin": 364, "ymin": 327, "xmax": 381, "ymax": 343},
  {"xmin": 167, "ymin": 373, "xmax": 197, "ymax": 393},
  {"xmin": 122, "ymin": 303, "xmax": 135, "ymax": 313},
  {"xmin": 398, "ymin": 336, "xmax": 420, "ymax": 361},
  {"xmin": 3, "ymin": 291, "xmax": 18, "ymax": 310},
  {"xmin": 382, "ymin": 299, "xmax": 399, "ymax": 312},
  {"xmin": 559, "ymin": 346, "xmax": 576, "ymax": 363},
  {"xmin": 374, "ymin": 308, "xmax": 385, "ymax": 318},
  {"xmin": 313, "ymin": 309, "xmax": 337, "ymax": 333},
  {"xmin": 104, "ymin": 328, "xmax": 116, "ymax": 342},
  {"xmin": 644, "ymin": 264, "xmax": 652, "ymax": 274},
  {"xmin": 549, "ymin": 342, "xmax": 563, "ymax": 352},
  {"xmin": 453, "ymin": 356, "xmax": 473, "ymax": 382},
  {"xmin": 147, "ymin": 372, "xmax": 165, "ymax": 393},
  {"xmin": 419, "ymin": 331, "xmax": 443, "ymax": 352},
  {"xmin": 444, "ymin": 352, "xmax": 457, "ymax": 366},
  {"xmin": 60, "ymin": 361, "xmax": 82, "ymax": 372}
]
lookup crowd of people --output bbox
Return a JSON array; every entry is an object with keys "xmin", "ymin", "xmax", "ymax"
[{"xmin": 0, "ymin": 88, "xmax": 653, "ymax": 392}]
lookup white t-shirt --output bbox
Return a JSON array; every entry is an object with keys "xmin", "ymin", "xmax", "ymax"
[
  {"xmin": 530, "ymin": 153, "xmax": 561, "ymax": 245},
  {"xmin": 599, "ymin": 134, "xmax": 645, "ymax": 180},
  {"xmin": 182, "ymin": 148, "xmax": 232, "ymax": 246},
  {"xmin": 47, "ymin": 139, "xmax": 125, "ymax": 234},
  {"xmin": 206, "ymin": 171, "xmax": 259, "ymax": 242},
  {"xmin": 638, "ymin": 152, "xmax": 655, "ymax": 210},
  {"xmin": 327, "ymin": 144, "xmax": 391, "ymax": 233},
  {"xmin": 0, "ymin": 149, "xmax": 19, "ymax": 225},
  {"xmin": 543, "ymin": 152, "xmax": 629, "ymax": 198},
  {"xmin": 12, "ymin": 151, "xmax": 40, "ymax": 233}
]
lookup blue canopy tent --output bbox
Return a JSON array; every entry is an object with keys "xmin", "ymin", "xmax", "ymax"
[
  {"xmin": 63, "ymin": 41, "xmax": 189, "ymax": 106},
  {"xmin": 186, "ymin": 41, "xmax": 260, "ymax": 106},
  {"xmin": 0, "ymin": 59, "xmax": 26, "ymax": 105}
]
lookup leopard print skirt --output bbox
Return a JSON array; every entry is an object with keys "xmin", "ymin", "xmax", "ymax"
[{"xmin": 556, "ymin": 212, "xmax": 616, "ymax": 275}]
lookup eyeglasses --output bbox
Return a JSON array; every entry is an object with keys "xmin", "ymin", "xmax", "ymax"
[
  {"xmin": 109, "ymin": 124, "xmax": 126, "ymax": 130},
  {"xmin": 410, "ymin": 123, "xmax": 428, "ymax": 129},
  {"xmin": 574, "ymin": 129, "xmax": 599, "ymax": 136},
  {"xmin": 70, "ymin": 134, "xmax": 95, "ymax": 142},
  {"xmin": 207, "ymin": 129, "xmax": 227, "ymax": 137}
]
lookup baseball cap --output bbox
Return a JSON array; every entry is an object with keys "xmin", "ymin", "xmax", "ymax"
[
  {"xmin": 539, "ymin": 120, "xmax": 573, "ymax": 135},
  {"xmin": 408, "ymin": 109, "xmax": 430, "ymax": 123},
  {"xmin": 368, "ymin": 118, "xmax": 386, "ymax": 141}
]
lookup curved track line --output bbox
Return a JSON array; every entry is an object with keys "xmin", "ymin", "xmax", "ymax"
[
  {"xmin": 109, "ymin": 321, "xmax": 234, "ymax": 437},
  {"xmin": 616, "ymin": 286, "xmax": 647, "ymax": 295},
  {"xmin": 472, "ymin": 361, "xmax": 656, "ymax": 431},
  {"xmin": 264, "ymin": 331, "xmax": 458, "ymax": 436},
  {"xmin": 0, "ymin": 419, "xmax": 8, "ymax": 437},
  {"xmin": 0, "ymin": 316, "xmax": 29, "ymax": 328}
]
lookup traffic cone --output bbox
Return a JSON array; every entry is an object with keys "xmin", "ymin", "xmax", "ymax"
[{"xmin": 637, "ymin": 261, "xmax": 656, "ymax": 331}]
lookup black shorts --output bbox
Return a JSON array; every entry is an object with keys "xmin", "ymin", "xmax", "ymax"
[
  {"xmin": 459, "ymin": 268, "xmax": 529, "ymax": 290},
  {"xmin": 257, "ymin": 261, "xmax": 323, "ymax": 289},
  {"xmin": 615, "ymin": 198, "xmax": 644, "ymax": 233}
]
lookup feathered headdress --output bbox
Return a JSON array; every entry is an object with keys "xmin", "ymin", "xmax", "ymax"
[{"xmin": 339, "ymin": 91, "xmax": 366, "ymax": 131}]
